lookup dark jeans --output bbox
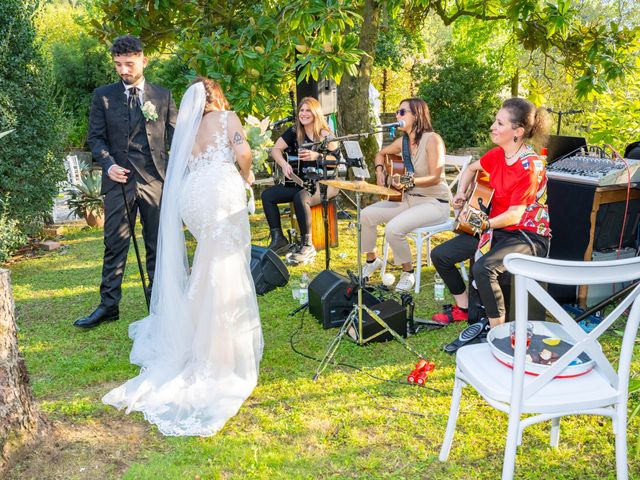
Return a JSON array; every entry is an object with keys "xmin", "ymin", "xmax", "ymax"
[
  {"xmin": 431, "ymin": 229, "xmax": 550, "ymax": 318},
  {"xmin": 261, "ymin": 185, "xmax": 313, "ymax": 237}
]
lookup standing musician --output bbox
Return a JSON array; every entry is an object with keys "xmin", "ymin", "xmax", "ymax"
[
  {"xmin": 360, "ymin": 98, "xmax": 450, "ymax": 292},
  {"xmin": 430, "ymin": 97, "xmax": 551, "ymax": 329},
  {"xmin": 262, "ymin": 97, "xmax": 339, "ymax": 264}
]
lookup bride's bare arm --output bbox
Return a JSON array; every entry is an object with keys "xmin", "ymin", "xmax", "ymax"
[{"xmin": 227, "ymin": 112, "xmax": 253, "ymax": 183}]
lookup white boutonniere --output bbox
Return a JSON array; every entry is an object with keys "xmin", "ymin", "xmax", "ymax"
[{"xmin": 141, "ymin": 101, "xmax": 158, "ymax": 122}]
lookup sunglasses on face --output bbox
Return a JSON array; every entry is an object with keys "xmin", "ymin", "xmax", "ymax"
[{"xmin": 395, "ymin": 108, "xmax": 410, "ymax": 116}]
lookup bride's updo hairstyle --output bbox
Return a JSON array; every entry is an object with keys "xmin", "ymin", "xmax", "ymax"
[{"xmin": 191, "ymin": 76, "xmax": 230, "ymax": 113}]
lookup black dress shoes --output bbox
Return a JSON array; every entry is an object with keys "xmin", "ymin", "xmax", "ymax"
[{"xmin": 74, "ymin": 305, "xmax": 119, "ymax": 328}]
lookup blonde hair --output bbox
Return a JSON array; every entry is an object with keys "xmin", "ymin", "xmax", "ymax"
[
  {"xmin": 296, "ymin": 97, "xmax": 330, "ymax": 146},
  {"xmin": 191, "ymin": 76, "xmax": 230, "ymax": 113}
]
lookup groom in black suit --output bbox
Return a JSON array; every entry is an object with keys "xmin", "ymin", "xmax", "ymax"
[{"xmin": 75, "ymin": 35, "xmax": 177, "ymax": 328}]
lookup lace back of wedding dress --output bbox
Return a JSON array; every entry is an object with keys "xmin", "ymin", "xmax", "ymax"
[{"xmin": 103, "ymin": 106, "xmax": 263, "ymax": 437}]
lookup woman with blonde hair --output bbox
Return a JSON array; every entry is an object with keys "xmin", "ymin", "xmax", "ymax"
[{"xmin": 262, "ymin": 96, "xmax": 339, "ymax": 263}]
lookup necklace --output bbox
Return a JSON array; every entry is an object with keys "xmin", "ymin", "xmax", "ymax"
[{"xmin": 504, "ymin": 143, "xmax": 523, "ymax": 160}]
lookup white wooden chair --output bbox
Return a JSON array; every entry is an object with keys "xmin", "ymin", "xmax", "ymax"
[
  {"xmin": 381, "ymin": 154, "xmax": 472, "ymax": 293},
  {"xmin": 439, "ymin": 253, "xmax": 640, "ymax": 479}
]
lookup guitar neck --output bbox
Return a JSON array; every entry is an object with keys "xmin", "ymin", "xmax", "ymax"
[{"xmin": 290, "ymin": 172, "xmax": 304, "ymax": 188}]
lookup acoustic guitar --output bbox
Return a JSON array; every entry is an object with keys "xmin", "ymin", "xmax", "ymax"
[
  {"xmin": 274, "ymin": 154, "xmax": 319, "ymax": 193},
  {"xmin": 383, "ymin": 153, "xmax": 415, "ymax": 202},
  {"xmin": 453, "ymin": 171, "xmax": 494, "ymax": 236}
]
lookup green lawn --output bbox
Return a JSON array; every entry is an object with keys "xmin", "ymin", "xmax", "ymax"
[{"xmin": 5, "ymin": 201, "xmax": 640, "ymax": 479}]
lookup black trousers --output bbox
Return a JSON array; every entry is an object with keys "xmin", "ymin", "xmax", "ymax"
[
  {"xmin": 261, "ymin": 184, "xmax": 314, "ymax": 237},
  {"xmin": 100, "ymin": 178, "xmax": 162, "ymax": 308},
  {"xmin": 431, "ymin": 229, "xmax": 549, "ymax": 318}
]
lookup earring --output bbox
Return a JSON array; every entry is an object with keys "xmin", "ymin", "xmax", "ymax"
[{"xmin": 513, "ymin": 136, "xmax": 518, "ymax": 143}]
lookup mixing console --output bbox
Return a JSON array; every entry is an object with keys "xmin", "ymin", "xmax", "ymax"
[{"xmin": 546, "ymin": 155, "xmax": 640, "ymax": 186}]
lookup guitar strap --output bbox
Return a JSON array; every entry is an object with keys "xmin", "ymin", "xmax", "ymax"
[{"xmin": 401, "ymin": 136, "xmax": 415, "ymax": 174}]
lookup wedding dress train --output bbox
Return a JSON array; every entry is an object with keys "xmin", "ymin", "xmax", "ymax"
[{"xmin": 103, "ymin": 98, "xmax": 263, "ymax": 436}]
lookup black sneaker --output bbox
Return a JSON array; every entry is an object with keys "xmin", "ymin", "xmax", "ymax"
[{"xmin": 443, "ymin": 317, "xmax": 490, "ymax": 354}]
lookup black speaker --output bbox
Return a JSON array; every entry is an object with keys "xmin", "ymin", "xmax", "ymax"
[
  {"xmin": 250, "ymin": 245, "xmax": 289, "ymax": 295},
  {"xmin": 308, "ymin": 269, "xmax": 379, "ymax": 329},
  {"xmin": 347, "ymin": 299, "xmax": 407, "ymax": 343}
]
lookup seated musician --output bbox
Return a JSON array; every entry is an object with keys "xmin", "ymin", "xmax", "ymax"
[
  {"xmin": 430, "ymin": 98, "xmax": 551, "ymax": 328},
  {"xmin": 361, "ymin": 98, "xmax": 450, "ymax": 292},
  {"xmin": 262, "ymin": 97, "xmax": 339, "ymax": 263}
]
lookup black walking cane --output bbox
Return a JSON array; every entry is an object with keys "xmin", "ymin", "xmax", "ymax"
[{"xmin": 120, "ymin": 182, "xmax": 151, "ymax": 311}]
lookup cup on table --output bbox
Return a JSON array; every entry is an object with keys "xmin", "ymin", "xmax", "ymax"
[{"xmin": 509, "ymin": 321, "xmax": 534, "ymax": 350}]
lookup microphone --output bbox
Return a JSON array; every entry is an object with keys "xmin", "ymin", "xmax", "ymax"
[
  {"xmin": 270, "ymin": 115, "xmax": 294, "ymax": 128},
  {"xmin": 376, "ymin": 120, "xmax": 405, "ymax": 129}
]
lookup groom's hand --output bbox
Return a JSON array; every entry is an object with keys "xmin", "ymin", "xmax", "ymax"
[{"xmin": 107, "ymin": 165, "xmax": 130, "ymax": 183}]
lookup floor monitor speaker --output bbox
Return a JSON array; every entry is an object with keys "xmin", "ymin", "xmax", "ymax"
[
  {"xmin": 346, "ymin": 299, "xmax": 407, "ymax": 344},
  {"xmin": 308, "ymin": 269, "xmax": 379, "ymax": 329},
  {"xmin": 250, "ymin": 245, "xmax": 289, "ymax": 295}
]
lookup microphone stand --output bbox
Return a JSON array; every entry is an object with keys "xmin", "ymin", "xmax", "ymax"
[{"xmin": 545, "ymin": 108, "xmax": 584, "ymax": 136}]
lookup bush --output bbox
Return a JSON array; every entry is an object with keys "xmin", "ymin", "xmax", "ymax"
[
  {"xmin": 0, "ymin": 0, "xmax": 67, "ymax": 235},
  {"xmin": 0, "ymin": 199, "xmax": 27, "ymax": 263},
  {"xmin": 417, "ymin": 54, "xmax": 502, "ymax": 150},
  {"xmin": 36, "ymin": 2, "xmax": 114, "ymax": 149}
]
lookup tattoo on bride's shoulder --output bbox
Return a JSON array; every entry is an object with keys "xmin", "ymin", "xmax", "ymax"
[{"xmin": 232, "ymin": 132, "xmax": 244, "ymax": 144}]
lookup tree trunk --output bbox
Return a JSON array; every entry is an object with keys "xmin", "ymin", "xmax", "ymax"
[
  {"xmin": 337, "ymin": 0, "xmax": 381, "ymax": 179},
  {"xmin": 511, "ymin": 69, "xmax": 519, "ymax": 97},
  {"xmin": 0, "ymin": 269, "xmax": 46, "ymax": 472}
]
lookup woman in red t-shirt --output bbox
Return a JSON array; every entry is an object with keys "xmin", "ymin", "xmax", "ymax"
[{"xmin": 430, "ymin": 98, "xmax": 550, "ymax": 333}]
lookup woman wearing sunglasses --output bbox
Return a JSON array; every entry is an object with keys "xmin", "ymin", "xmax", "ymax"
[
  {"xmin": 360, "ymin": 98, "xmax": 450, "ymax": 292},
  {"xmin": 430, "ymin": 98, "xmax": 550, "ymax": 332}
]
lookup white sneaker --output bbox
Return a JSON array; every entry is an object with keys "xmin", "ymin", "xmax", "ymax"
[
  {"xmin": 396, "ymin": 272, "xmax": 416, "ymax": 292},
  {"xmin": 361, "ymin": 257, "xmax": 383, "ymax": 279}
]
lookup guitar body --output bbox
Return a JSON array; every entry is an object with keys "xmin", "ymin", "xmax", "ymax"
[
  {"xmin": 275, "ymin": 154, "xmax": 318, "ymax": 193},
  {"xmin": 384, "ymin": 153, "xmax": 405, "ymax": 202},
  {"xmin": 454, "ymin": 171, "xmax": 494, "ymax": 236}
]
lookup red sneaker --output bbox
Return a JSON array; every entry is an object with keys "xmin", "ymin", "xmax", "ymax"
[{"xmin": 431, "ymin": 304, "xmax": 468, "ymax": 325}]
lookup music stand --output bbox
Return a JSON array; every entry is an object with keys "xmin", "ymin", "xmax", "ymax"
[{"xmin": 312, "ymin": 177, "xmax": 425, "ymax": 381}]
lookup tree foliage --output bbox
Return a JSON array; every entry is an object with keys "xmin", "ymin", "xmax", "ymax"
[
  {"xmin": 418, "ymin": 52, "xmax": 502, "ymax": 150},
  {"xmin": 92, "ymin": 0, "xmax": 364, "ymax": 118},
  {"xmin": 35, "ymin": 1, "xmax": 114, "ymax": 148},
  {"xmin": 0, "ymin": 0, "xmax": 66, "ymax": 237}
]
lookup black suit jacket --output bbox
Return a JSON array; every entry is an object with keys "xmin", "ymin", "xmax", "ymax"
[{"xmin": 88, "ymin": 81, "xmax": 178, "ymax": 194}]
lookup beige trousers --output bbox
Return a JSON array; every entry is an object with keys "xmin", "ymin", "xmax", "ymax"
[{"xmin": 360, "ymin": 195, "xmax": 450, "ymax": 266}]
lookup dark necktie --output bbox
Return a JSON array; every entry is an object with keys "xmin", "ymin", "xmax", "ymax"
[
  {"xmin": 128, "ymin": 86, "xmax": 142, "ymax": 127},
  {"xmin": 128, "ymin": 87, "xmax": 140, "ymax": 109}
]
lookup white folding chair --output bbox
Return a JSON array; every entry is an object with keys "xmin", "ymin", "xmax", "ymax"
[
  {"xmin": 380, "ymin": 154, "xmax": 472, "ymax": 293},
  {"xmin": 439, "ymin": 253, "xmax": 640, "ymax": 479}
]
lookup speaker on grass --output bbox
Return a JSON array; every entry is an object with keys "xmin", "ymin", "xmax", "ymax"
[
  {"xmin": 347, "ymin": 299, "xmax": 407, "ymax": 344},
  {"xmin": 308, "ymin": 269, "xmax": 379, "ymax": 329},
  {"xmin": 250, "ymin": 245, "xmax": 289, "ymax": 295}
]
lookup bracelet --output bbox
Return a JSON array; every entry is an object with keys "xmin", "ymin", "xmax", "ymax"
[{"xmin": 375, "ymin": 164, "xmax": 384, "ymax": 171}]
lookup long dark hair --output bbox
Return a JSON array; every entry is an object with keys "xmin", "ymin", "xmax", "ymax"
[{"xmin": 400, "ymin": 97, "xmax": 434, "ymax": 145}]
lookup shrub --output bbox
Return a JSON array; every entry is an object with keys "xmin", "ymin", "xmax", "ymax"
[
  {"xmin": 417, "ymin": 54, "xmax": 502, "ymax": 150},
  {"xmin": 0, "ymin": 0, "xmax": 67, "ymax": 235},
  {"xmin": 0, "ymin": 199, "xmax": 27, "ymax": 263}
]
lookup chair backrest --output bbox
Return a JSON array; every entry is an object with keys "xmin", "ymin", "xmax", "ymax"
[
  {"xmin": 443, "ymin": 154, "xmax": 472, "ymax": 197},
  {"xmin": 64, "ymin": 155, "xmax": 82, "ymax": 185},
  {"xmin": 503, "ymin": 253, "xmax": 640, "ymax": 404}
]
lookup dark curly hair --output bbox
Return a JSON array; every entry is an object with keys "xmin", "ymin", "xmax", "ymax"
[{"xmin": 110, "ymin": 35, "xmax": 143, "ymax": 56}]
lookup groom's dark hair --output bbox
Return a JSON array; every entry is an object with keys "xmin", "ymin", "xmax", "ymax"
[{"xmin": 110, "ymin": 35, "xmax": 143, "ymax": 56}]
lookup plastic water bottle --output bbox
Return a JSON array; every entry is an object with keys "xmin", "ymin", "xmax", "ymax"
[
  {"xmin": 434, "ymin": 272, "xmax": 445, "ymax": 302},
  {"xmin": 299, "ymin": 272, "xmax": 309, "ymax": 305}
]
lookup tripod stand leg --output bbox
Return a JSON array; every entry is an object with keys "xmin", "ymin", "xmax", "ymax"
[
  {"xmin": 360, "ymin": 304, "xmax": 425, "ymax": 359},
  {"xmin": 313, "ymin": 309, "xmax": 355, "ymax": 381}
]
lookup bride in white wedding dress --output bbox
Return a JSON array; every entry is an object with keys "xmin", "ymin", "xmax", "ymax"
[{"xmin": 103, "ymin": 78, "xmax": 263, "ymax": 436}]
